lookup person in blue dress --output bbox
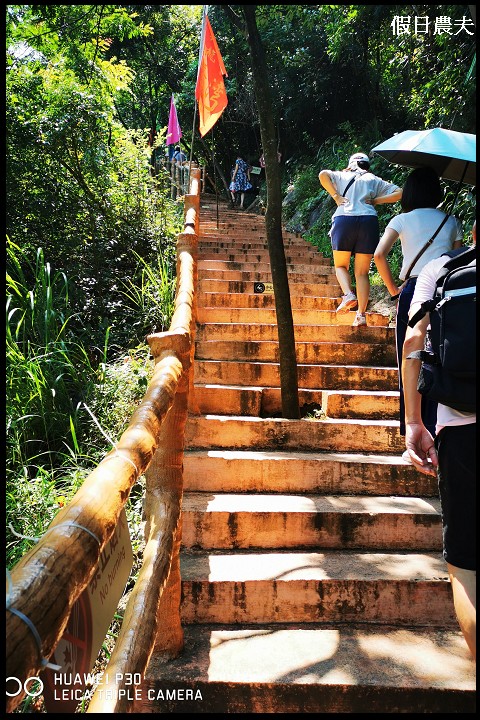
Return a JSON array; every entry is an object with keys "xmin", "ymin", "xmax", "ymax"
[{"xmin": 229, "ymin": 155, "xmax": 253, "ymax": 209}]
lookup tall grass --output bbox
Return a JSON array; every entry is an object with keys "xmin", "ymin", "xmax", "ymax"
[
  {"xmin": 5, "ymin": 239, "xmax": 173, "ymax": 570},
  {"xmin": 6, "ymin": 239, "xmax": 96, "ymax": 563},
  {"xmin": 120, "ymin": 249, "xmax": 177, "ymax": 335}
]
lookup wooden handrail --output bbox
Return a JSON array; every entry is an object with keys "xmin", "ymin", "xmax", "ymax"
[{"xmin": 6, "ymin": 167, "xmax": 201, "ymax": 713}]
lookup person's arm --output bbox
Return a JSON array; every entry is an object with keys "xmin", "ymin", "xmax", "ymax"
[
  {"xmin": 402, "ymin": 313, "xmax": 438, "ymax": 476},
  {"xmin": 374, "ymin": 227, "xmax": 403, "ymax": 297},
  {"xmin": 319, "ymin": 169, "xmax": 346, "ymax": 206},
  {"xmin": 371, "ymin": 187, "xmax": 403, "ymax": 205}
]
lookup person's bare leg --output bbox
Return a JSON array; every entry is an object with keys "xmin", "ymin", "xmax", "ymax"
[
  {"xmin": 332, "ymin": 250, "xmax": 353, "ymax": 295},
  {"xmin": 448, "ymin": 563, "xmax": 476, "ymax": 660},
  {"xmin": 354, "ymin": 253, "xmax": 373, "ymax": 314},
  {"xmin": 239, "ymin": 192, "xmax": 245, "ymax": 209}
]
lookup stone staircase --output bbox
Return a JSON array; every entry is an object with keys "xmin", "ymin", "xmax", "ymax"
[{"xmin": 139, "ymin": 198, "xmax": 475, "ymax": 713}]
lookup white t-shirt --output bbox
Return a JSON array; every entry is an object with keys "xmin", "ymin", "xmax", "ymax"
[
  {"xmin": 329, "ymin": 170, "xmax": 400, "ymax": 218},
  {"xmin": 386, "ymin": 208, "xmax": 463, "ymax": 280},
  {"xmin": 409, "ymin": 253, "xmax": 476, "ymax": 433}
]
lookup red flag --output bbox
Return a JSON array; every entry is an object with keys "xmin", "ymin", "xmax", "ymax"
[{"xmin": 195, "ymin": 15, "xmax": 228, "ymax": 137}]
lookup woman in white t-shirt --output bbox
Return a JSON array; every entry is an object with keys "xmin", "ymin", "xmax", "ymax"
[{"xmin": 374, "ymin": 166, "xmax": 463, "ymax": 437}]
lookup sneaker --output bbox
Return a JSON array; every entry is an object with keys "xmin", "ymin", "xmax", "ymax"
[
  {"xmin": 336, "ymin": 291, "xmax": 358, "ymax": 314},
  {"xmin": 352, "ymin": 312, "xmax": 367, "ymax": 327}
]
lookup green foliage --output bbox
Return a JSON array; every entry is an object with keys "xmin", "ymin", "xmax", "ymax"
[
  {"xmin": 120, "ymin": 250, "xmax": 177, "ymax": 336},
  {"xmin": 6, "ymin": 8, "xmax": 182, "ymax": 348},
  {"xmin": 5, "ymin": 240, "xmax": 158, "ymax": 568},
  {"xmin": 6, "ymin": 238, "xmax": 94, "ymax": 473},
  {"xmin": 86, "ymin": 345, "xmax": 154, "ymax": 450},
  {"xmin": 5, "ymin": 6, "xmax": 184, "ymax": 575},
  {"xmin": 6, "ymin": 240, "xmax": 94, "ymax": 566}
]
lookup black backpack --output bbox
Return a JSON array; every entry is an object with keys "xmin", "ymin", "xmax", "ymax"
[{"xmin": 407, "ymin": 246, "xmax": 476, "ymax": 412}]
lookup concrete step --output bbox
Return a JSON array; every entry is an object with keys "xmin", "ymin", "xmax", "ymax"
[
  {"xmin": 195, "ymin": 340, "xmax": 396, "ymax": 366},
  {"xmin": 179, "ymin": 550, "xmax": 455, "ymax": 625},
  {"xmin": 183, "ymin": 450, "xmax": 437, "ymax": 497},
  {"xmin": 190, "ymin": 385, "xmax": 399, "ymax": 419},
  {"xmin": 199, "ymin": 240, "xmax": 325, "ymax": 251},
  {"xmin": 196, "ymin": 322, "xmax": 395, "ymax": 343},
  {"xmin": 198, "ymin": 292, "xmax": 341, "ymax": 311},
  {"xmin": 322, "ymin": 389, "xmax": 400, "ymax": 419},
  {"xmin": 198, "ymin": 239, "xmax": 324, "ymax": 250},
  {"xmin": 140, "ymin": 623, "xmax": 475, "ymax": 713},
  {"xmin": 199, "ymin": 252, "xmax": 331, "ymax": 265},
  {"xmin": 185, "ymin": 416, "xmax": 404, "ymax": 453},
  {"xmin": 199, "ymin": 241, "xmax": 313, "ymax": 252},
  {"xmin": 197, "ymin": 306, "xmax": 390, "ymax": 326},
  {"xmin": 199, "ymin": 260, "xmax": 332, "ymax": 274},
  {"xmin": 197, "ymin": 268, "xmax": 339, "ymax": 285},
  {"xmin": 181, "ymin": 493, "xmax": 442, "ymax": 551},
  {"xmin": 198, "ymin": 278, "xmax": 342, "ymax": 297},
  {"xmin": 193, "ymin": 360, "xmax": 398, "ymax": 392}
]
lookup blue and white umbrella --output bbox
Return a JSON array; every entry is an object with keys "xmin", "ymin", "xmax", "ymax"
[{"xmin": 371, "ymin": 127, "xmax": 476, "ymax": 186}]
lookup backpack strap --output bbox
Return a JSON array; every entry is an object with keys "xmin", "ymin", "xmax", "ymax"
[
  {"xmin": 406, "ymin": 349, "xmax": 438, "ymax": 363},
  {"xmin": 341, "ymin": 175, "xmax": 357, "ymax": 197},
  {"xmin": 408, "ymin": 299, "xmax": 436, "ymax": 328},
  {"xmin": 338, "ymin": 169, "xmax": 369, "ymax": 198},
  {"xmin": 440, "ymin": 245, "xmax": 476, "ymax": 268}
]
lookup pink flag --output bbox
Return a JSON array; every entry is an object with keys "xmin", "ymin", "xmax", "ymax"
[{"xmin": 166, "ymin": 94, "xmax": 182, "ymax": 145}]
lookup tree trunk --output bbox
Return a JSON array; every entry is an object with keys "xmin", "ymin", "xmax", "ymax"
[{"xmin": 241, "ymin": 5, "xmax": 300, "ymax": 418}]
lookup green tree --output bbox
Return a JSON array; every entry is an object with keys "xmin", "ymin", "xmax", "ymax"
[{"xmin": 6, "ymin": 4, "xmax": 180, "ymax": 348}]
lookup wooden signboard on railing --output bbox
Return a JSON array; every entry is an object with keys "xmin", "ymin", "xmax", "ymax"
[{"xmin": 41, "ymin": 510, "xmax": 133, "ymax": 712}]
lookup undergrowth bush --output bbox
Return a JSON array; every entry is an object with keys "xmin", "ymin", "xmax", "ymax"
[{"xmin": 6, "ymin": 238, "xmax": 169, "ymax": 570}]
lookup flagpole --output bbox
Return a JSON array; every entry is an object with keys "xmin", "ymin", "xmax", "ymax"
[
  {"xmin": 188, "ymin": 6, "xmax": 207, "ymax": 193},
  {"xmin": 211, "ymin": 127, "xmax": 219, "ymax": 228},
  {"xmin": 188, "ymin": 103, "xmax": 197, "ymax": 192}
]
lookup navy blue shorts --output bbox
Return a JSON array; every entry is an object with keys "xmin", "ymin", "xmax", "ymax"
[
  {"xmin": 435, "ymin": 423, "xmax": 476, "ymax": 570},
  {"xmin": 330, "ymin": 215, "xmax": 379, "ymax": 254}
]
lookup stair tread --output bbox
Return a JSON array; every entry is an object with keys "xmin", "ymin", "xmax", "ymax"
[
  {"xmin": 195, "ymin": 359, "xmax": 397, "ymax": 370},
  {"xmin": 188, "ymin": 414, "xmax": 400, "ymax": 426},
  {"xmin": 146, "ymin": 624, "xmax": 475, "ymax": 690},
  {"xmin": 193, "ymin": 383, "xmax": 399, "ymax": 396},
  {"xmin": 180, "ymin": 549, "xmax": 448, "ymax": 581},
  {"xmin": 184, "ymin": 448, "xmax": 410, "ymax": 463},
  {"xmin": 182, "ymin": 493, "xmax": 440, "ymax": 514}
]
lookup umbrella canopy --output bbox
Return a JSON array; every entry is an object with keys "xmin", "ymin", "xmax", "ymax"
[{"xmin": 371, "ymin": 128, "xmax": 476, "ymax": 186}]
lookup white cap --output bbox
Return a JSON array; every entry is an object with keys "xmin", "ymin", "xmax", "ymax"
[{"xmin": 348, "ymin": 152, "xmax": 370, "ymax": 170}]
